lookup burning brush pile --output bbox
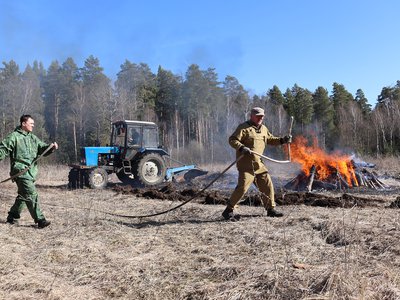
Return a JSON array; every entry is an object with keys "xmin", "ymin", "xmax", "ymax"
[{"xmin": 285, "ymin": 136, "xmax": 387, "ymax": 191}]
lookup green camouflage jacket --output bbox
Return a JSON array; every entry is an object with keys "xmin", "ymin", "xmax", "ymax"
[{"xmin": 0, "ymin": 126, "xmax": 52, "ymax": 180}]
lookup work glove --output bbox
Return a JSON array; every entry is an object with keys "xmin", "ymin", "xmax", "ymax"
[
  {"xmin": 239, "ymin": 146, "xmax": 251, "ymax": 155},
  {"xmin": 281, "ymin": 135, "xmax": 292, "ymax": 144}
]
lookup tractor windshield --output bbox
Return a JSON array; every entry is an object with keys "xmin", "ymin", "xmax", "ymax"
[{"xmin": 127, "ymin": 126, "xmax": 142, "ymax": 147}]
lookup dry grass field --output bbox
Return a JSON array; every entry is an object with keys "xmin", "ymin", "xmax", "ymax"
[{"xmin": 0, "ymin": 161, "xmax": 399, "ymax": 300}]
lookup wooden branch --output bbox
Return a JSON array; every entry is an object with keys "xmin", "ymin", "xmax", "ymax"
[{"xmin": 306, "ymin": 165, "xmax": 316, "ymax": 192}]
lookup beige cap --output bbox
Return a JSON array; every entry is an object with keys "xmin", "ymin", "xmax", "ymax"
[{"xmin": 250, "ymin": 107, "xmax": 265, "ymax": 116}]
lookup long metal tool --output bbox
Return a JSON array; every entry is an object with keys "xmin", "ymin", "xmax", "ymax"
[
  {"xmin": 249, "ymin": 150, "xmax": 291, "ymax": 164},
  {"xmin": 288, "ymin": 116, "xmax": 294, "ymax": 162}
]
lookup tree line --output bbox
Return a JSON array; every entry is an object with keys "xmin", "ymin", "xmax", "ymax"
[{"xmin": 0, "ymin": 56, "xmax": 399, "ymax": 164}]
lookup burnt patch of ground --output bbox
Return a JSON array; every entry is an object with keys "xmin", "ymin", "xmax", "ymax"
[
  {"xmin": 241, "ymin": 191, "xmax": 386, "ymax": 208},
  {"xmin": 113, "ymin": 183, "xmax": 229, "ymax": 205},
  {"xmin": 112, "ymin": 183, "xmax": 388, "ymax": 208},
  {"xmin": 278, "ymin": 192, "xmax": 386, "ymax": 208}
]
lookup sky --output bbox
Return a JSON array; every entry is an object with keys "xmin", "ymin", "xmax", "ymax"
[{"xmin": 1, "ymin": 0, "xmax": 400, "ymax": 106}]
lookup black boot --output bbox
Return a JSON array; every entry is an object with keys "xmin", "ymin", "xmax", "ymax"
[
  {"xmin": 37, "ymin": 219, "xmax": 51, "ymax": 229},
  {"xmin": 6, "ymin": 217, "xmax": 18, "ymax": 225},
  {"xmin": 222, "ymin": 207, "xmax": 240, "ymax": 221},
  {"xmin": 266, "ymin": 208, "xmax": 283, "ymax": 217}
]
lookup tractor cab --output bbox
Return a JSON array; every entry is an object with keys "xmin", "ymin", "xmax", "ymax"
[
  {"xmin": 111, "ymin": 120, "xmax": 161, "ymax": 160},
  {"xmin": 111, "ymin": 120, "xmax": 159, "ymax": 149}
]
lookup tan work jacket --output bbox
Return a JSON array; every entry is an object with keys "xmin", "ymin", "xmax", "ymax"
[{"xmin": 229, "ymin": 121, "xmax": 282, "ymax": 174}]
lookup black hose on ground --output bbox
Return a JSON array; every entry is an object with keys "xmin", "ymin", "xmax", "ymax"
[{"xmin": 106, "ymin": 154, "xmax": 244, "ymax": 219}]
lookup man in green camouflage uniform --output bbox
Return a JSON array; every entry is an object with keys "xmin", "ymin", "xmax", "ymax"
[
  {"xmin": 222, "ymin": 107, "xmax": 291, "ymax": 221},
  {"xmin": 0, "ymin": 115, "xmax": 58, "ymax": 228}
]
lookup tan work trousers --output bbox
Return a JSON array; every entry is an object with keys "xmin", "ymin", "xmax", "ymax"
[{"xmin": 228, "ymin": 171, "xmax": 275, "ymax": 210}]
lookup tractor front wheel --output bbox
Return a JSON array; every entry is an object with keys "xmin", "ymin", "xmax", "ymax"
[
  {"xmin": 135, "ymin": 153, "xmax": 166, "ymax": 186},
  {"xmin": 88, "ymin": 167, "xmax": 108, "ymax": 189}
]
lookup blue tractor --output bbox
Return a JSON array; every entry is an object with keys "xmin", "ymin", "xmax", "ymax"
[{"xmin": 68, "ymin": 120, "xmax": 206, "ymax": 189}]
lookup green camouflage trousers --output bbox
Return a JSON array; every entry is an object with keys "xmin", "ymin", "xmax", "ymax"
[
  {"xmin": 228, "ymin": 171, "xmax": 276, "ymax": 210},
  {"xmin": 8, "ymin": 178, "xmax": 45, "ymax": 222}
]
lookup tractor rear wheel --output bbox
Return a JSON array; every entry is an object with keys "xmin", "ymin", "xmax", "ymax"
[
  {"xmin": 88, "ymin": 167, "xmax": 108, "ymax": 189},
  {"xmin": 135, "ymin": 153, "xmax": 166, "ymax": 186}
]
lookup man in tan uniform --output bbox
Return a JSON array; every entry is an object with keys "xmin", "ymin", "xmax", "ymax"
[{"xmin": 222, "ymin": 107, "xmax": 292, "ymax": 221}]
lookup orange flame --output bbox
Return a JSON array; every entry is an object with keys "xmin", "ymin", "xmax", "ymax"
[{"xmin": 290, "ymin": 136, "xmax": 358, "ymax": 187}]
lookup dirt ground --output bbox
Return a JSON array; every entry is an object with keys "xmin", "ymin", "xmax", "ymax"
[{"xmin": 0, "ymin": 163, "xmax": 399, "ymax": 300}]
